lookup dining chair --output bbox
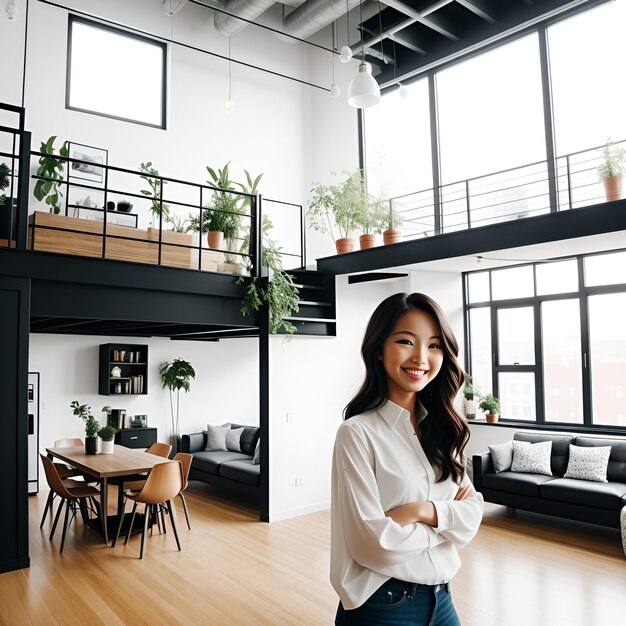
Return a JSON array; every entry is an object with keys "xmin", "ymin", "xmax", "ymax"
[
  {"xmin": 39, "ymin": 454, "xmax": 101, "ymax": 553},
  {"xmin": 40, "ymin": 438, "xmax": 86, "ymax": 528},
  {"xmin": 172, "ymin": 453, "xmax": 192, "ymax": 530},
  {"xmin": 112, "ymin": 460, "xmax": 183, "ymax": 559}
]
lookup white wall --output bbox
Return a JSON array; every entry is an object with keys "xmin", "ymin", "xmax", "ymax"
[
  {"xmin": 30, "ymin": 333, "xmax": 259, "ymax": 451},
  {"xmin": 267, "ymin": 270, "xmax": 465, "ymax": 520}
]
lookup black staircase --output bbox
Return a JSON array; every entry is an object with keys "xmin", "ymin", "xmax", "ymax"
[{"xmin": 284, "ymin": 268, "xmax": 336, "ymax": 337}]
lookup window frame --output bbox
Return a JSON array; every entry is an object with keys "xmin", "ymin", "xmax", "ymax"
[
  {"xmin": 65, "ymin": 14, "xmax": 167, "ymax": 130},
  {"xmin": 463, "ymin": 248, "xmax": 626, "ymax": 435}
]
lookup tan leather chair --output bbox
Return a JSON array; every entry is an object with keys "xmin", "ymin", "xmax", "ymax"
[
  {"xmin": 172, "ymin": 453, "xmax": 192, "ymax": 530},
  {"xmin": 112, "ymin": 460, "xmax": 183, "ymax": 558},
  {"xmin": 39, "ymin": 454, "xmax": 101, "ymax": 553}
]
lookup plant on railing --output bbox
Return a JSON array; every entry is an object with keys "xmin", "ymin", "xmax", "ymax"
[
  {"xmin": 0, "ymin": 163, "xmax": 10, "ymax": 206},
  {"xmin": 355, "ymin": 196, "xmax": 389, "ymax": 235},
  {"xmin": 308, "ymin": 170, "xmax": 366, "ymax": 253},
  {"xmin": 235, "ymin": 169, "xmax": 263, "ymax": 211},
  {"xmin": 597, "ymin": 138, "xmax": 625, "ymax": 180},
  {"xmin": 236, "ymin": 216, "xmax": 299, "ymax": 337},
  {"xmin": 33, "ymin": 136, "xmax": 68, "ymax": 214},
  {"xmin": 139, "ymin": 161, "xmax": 171, "ymax": 224}
]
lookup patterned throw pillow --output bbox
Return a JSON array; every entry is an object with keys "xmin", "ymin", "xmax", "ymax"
[
  {"xmin": 510, "ymin": 440, "xmax": 553, "ymax": 476},
  {"xmin": 563, "ymin": 444, "xmax": 611, "ymax": 483}
]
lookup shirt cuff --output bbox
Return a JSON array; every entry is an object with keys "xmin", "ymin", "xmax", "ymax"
[{"xmin": 430, "ymin": 501, "xmax": 451, "ymax": 534}]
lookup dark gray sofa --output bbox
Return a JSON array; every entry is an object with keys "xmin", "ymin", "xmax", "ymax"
[
  {"xmin": 473, "ymin": 432, "xmax": 626, "ymax": 529},
  {"xmin": 181, "ymin": 423, "xmax": 260, "ymax": 497}
]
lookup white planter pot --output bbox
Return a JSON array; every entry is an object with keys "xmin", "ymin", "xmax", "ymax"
[
  {"xmin": 464, "ymin": 399, "xmax": 479, "ymax": 419},
  {"xmin": 100, "ymin": 439, "xmax": 115, "ymax": 454}
]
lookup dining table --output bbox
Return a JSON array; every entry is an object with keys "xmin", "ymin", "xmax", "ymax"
[{"xmin": 45, "ymin": 444, "xmax": 173, "ymax": 544}]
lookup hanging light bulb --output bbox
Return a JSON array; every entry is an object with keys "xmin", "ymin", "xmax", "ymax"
[
  {"xmin": 5, "ymin": 0, "xmax": 18, "ymax": 20},
  {"xmin": 398, "ymin": 83, "xmax": 409, "ymax": 100},
  {"xmin": 330, "ymin": 22, "xmax": 341, "ymax": 99},
  {"xmin": 347, "ymin": 0, "xmax": 380, "ymax": 109},
  {"xmin": 340, "ymin": 0, "xmax": 352, "ymax": 63},
  {"xmin": 225, "ymin": 37, "xmax": 235, "ymax": 113},
  {"xmin": 330, "ymin": 84, "xmax": 341, "ymax": 98}
]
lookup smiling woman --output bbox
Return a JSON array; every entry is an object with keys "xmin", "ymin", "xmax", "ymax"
[{"xmin": 66, "ymin": 15, "xmax": 166, "ymax": 128}]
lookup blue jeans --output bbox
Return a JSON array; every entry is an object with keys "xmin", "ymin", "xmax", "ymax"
[{"xmin": 335, "ymin": 578, "xmax": 461, "ymax": 626}]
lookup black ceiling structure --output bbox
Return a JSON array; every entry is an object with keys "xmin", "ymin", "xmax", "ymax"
[{"xmin": 359, "ymin": 0, "xmax": 607, "ymax": 86}]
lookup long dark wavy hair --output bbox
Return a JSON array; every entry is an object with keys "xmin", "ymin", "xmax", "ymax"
[{"xmin": 344, "ymin": 292, "xmax": 469, "ymax": 483}]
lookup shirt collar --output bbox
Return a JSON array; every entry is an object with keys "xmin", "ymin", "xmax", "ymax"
[{"xmin": 377, "ymin": 398, "xmax": 428, "ymax": 429}]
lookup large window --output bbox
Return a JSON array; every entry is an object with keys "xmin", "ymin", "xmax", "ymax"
[
  {"xmin": 66, "ymin": 16, "xmax": 166, "ymax": 128},
  {"xmin": 464, "ymin": 249, "xmax": 626, "ymax": 431}
]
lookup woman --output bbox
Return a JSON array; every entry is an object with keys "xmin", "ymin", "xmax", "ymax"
[{"xmin": 331, "ymin": 292, "xmax": 483, "ymax": 626}]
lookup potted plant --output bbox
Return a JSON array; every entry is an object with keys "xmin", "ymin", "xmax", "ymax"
[
  {"xmin": 463, "ymin": 376, "xmax": 480, "ymax": 419},
  {"xmin": 70, "ymin": 400, "xmax": 100, "ymax": 454},
  {"xmin": 189, "ymin": 162, "xmax": 242, "ymax": 251},
  {"xmin": 116, "ymin": 200, "xmax": 133, "ymax": 213},
  {"xmin": 159, "ymin": 357, "xmax": 196, "ymax": 454},
  {"xmin": 308, "ymin": 170, "xmax": 364, "ymax": 254},
  {"xmin": 597, "ymin": 138, "xmax": 625, "ymax": 202},
  {"xmin": 383, "ymin": 202, "xmax": 404, "ymax": 245},
  {"xmin": 97, "ymin": 425, "xmax": 117, "ymax": 454},
  {"xmin": 356, "ymin": 195, "xmax": 388, "ymax": 249},
  {"xmin": 479, "ymin": 393, "xmax": 501, "ymax": 423},
  {"xmin": 139, "ymin": 161, "xmax": 171, "ymax": 225},
  {"xmin": 0, "ymin": 163, "xmax": 10, "ymax": 208},
  {"xmin": 33, "ymin": 136, "xmax": 69, "ymax": 214},
  {"xmin": 236, "ymin": 215, "xmax": 300, "ymax": 337},
  {"xmin": 0, "ymin": 163, "xmax": 15, "ymax": 242}
]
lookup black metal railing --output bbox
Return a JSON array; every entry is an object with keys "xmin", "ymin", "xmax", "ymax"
[{"xmin": 388, "ymin": 139, "xmax": 626, "ymax": 241}]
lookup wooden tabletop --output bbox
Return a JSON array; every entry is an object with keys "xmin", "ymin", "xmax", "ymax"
[{"xmin": 46, "ymin": 445, "xmax": 172, "ymax": 479}]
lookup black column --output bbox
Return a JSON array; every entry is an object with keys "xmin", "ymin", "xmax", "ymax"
[{"xmin": 0, "ymin": 275, "xmax": 30, "ymax": 573}]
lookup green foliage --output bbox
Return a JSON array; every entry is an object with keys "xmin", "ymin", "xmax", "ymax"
[
  {"xmin": 70, "ymin": 400, "xmax": 100, "ymax": 438},
  {"xmin": 139, "ymin": 161, "xmax": 171, "ymax": 222},
  {"xmin": 116, "ymin": 200, "xmax": 133, "ymax": 211},
  {"xmin": 308, "ymin": 170, "xmax": 369, "ymax": 241},
  {"xmin": 356, "ymin": 196, "xmax": 390, "ymax": 234},
  {"xmin": 159, "ymin": 358, "xmax": 196, "ymax": 392},
  {"xmin": 0, "ymin": 163, "xmax": 10, "ymax": 206},
  {"xmin": 97, "ymin": 425, "xmax": 117, "ymax": 441},
  {"xmin": 33, "ymin": 136, "xmax": 69, "ymax": 214},
  {"xmin": 597, "ymin": 138, "xmax": 625, "ymax": 180},
  {"xmin": 235, "ymin": 169, "xmax": 263, "ymax": 213},
  {"xmin": 387, "ymin": 205, "xmax": 404, "ymax": 230},
  {"xmin": 463, "ymin": 375, "xmax": 478, "ymax": 401},
  {"xmin": 236, "ymin": 216, "xmax": 300, "ymax": 337},
  {"xmin": 479, "ymin": 393, "xmax": 500, "ymax": 415}
]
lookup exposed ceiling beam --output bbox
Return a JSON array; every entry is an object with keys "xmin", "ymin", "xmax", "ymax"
[
  {"xmin": 387, "ymin": 31, "xmax": 427, "ymax": 56},
  {"xmin": 456, "ymin": 0, "xmax": 497, "ymax": 24},
  {"xmin": 380, "ymin": 0, "xmax": 459, "ymax": 40}
]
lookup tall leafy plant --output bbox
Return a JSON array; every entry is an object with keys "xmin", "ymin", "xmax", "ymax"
[
  {"xmin": 139, "ymin": 161, "xmax": 171, "ymax": 223},
  {"xmin": 0, "ymin": 163, "xmax": 10, "ymax": 206},
  {"xmin": 33, "ymin": 136, "xmax": 69, "ymax": 214},
  {"xmin": 70, "ymin": 400, "xmax": 99, "ymax": 438},
  {"xmin": 159, "ymin": 358, "xmax": 196, "ymax": 444},
  {"xmin": 237, "ymin": 216, "xmax": 299, "ymax": 337}
]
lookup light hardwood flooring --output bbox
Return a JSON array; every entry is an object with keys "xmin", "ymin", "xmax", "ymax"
[{"xmin": 0, "ymin": 486, "xmax": 624, "ymax": 626}]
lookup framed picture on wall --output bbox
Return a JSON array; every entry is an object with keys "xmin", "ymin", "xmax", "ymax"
[{"xmin": 68, "ymin": 142, "xmax": 108, "ymax": 186}]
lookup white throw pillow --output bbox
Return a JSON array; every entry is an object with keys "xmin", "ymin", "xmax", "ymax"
[
  {"xmin": 204, "ymin": 424, "xmax": 228, "ymax": 451},
  {"xmin": 564, "ymin": 444, "xmax": 611, "ymax": 483},
  {"xmin": 225, "ymin": 427, "xmax": 245, "ymax": 453},
  {"xmin": 510, "ymin": 440, "xmax": 552, "ymax": 476},
  {"xmin": 488, "ymin": 441, "xmax": 514, "ymax": 473}
]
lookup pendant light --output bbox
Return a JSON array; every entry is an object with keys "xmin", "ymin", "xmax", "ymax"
[
  {"xmin": 330, "ymin": 22, "xmax": 341, "ymax": 98},
  {"xmin": 5, "ymin": 0, "xmax": 18, "ymax": 19},
  {"xmin": 347, "ymin": 0, "xmax": 380, "ymax": 109},
  {"xmin": 339, "ymin": 0, "xmax": 352, "ymax": 63},
  {"xmin": 225, "ymin": 37, "xmax": 235, "ymax": 112}
]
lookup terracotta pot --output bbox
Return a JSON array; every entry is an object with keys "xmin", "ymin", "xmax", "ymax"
[
  {"xmin": 602, "ymin": 176, "xmax": 623, "ymax": 202},
  {"xmin": 383, "ymin": 229, "xmax": 402, "ymax": 245},
  {"xmin": 335, "ymin": 237, "xmax": 354, "ymax": 254},
  {"xmin": 207, "ymin": 231, "xmax": 224, "ymax": 250},
  {"xmin": 485, "ymin": 414, "xmax": 499, "ymax": 424},
  {"xmin": 359, "ymin": 234, "xmax": 377, "ymax": 249}
]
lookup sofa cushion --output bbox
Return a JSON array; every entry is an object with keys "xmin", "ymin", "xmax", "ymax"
[
  {"xmin": 488, "ymin": 441, "xmax": 513, "ymax": 473},
  {"xmin": 564, "ymin": 444, "xmax": 611, "ymax": 483},
  {"xmin": 230, "ymin": 423, "xmax": 260, "ymax": 456},
  {"xmin": 191, "ymin": 451, "xmax": 251, "ymax": 475},
  {"xmin": 511, "ymin": 440, "xmax": 552, "ymax": 476},
  {"xmin": 219, "ymin": 459, "xmax": 260, "ymax": 486},
  {"xmin": 483, "ymin": 471, "xmax": 556, "ymax": 497},
  {"xmin": 574, "ymin": 437, "xmax": 626, "ymax": 483},
  {"xmin": 225, "ymin": 427, "xmax": 245, "ymax": 453},
  {"xmin": 514, "ymin": 433, "xmax": 574, "ymax": 476},
  {"xmin": 204, "ymin": 425, "xmax": 228, "ymax": 451},
  {"xmin": 541, "ymin": 478, "xmax": 626, "ymax": 511}
]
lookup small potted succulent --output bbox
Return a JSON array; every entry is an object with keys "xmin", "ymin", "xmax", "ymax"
[
  {"xmin": 116, "ymin": 200, "xmax": 134, "ymax": 213},
  {"xmin": 463, "ymin": 376, "xmax": 480, "ymax": 420},
  {"xmin": 97, "ymin": 425, "xmax": 117, "ymax": 454},
  {"xmin": 597, "ymin": 137, "xmax": 625, "ymax": 202},
  {"xmin": 479, "ymin": 394, "xmax": 501, "ymax": 423},
  {"xmin": 70, "ymin": 400, "xmax": 100, "ymax": 454}
]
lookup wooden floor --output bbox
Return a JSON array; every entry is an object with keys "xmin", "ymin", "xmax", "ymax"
[{"xmin": 0, "ymin": 487, "xmax": 624, "ymax": 625}]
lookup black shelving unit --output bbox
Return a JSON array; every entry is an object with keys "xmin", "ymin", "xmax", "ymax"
[{"xmin": 98, "ymin": 343, "xmax": 148, "ymax": 396}]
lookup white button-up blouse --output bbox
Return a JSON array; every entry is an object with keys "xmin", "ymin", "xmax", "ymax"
[{"xmin": 330, "ymin": 399, "xmax": 484, "ymax": 610}]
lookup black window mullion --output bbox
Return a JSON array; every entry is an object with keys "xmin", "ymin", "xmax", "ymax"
[
  {"xmin": 491, "ymin": 303, "xmax": 498, "ymax": 399},
  {"xmin": 578, "ymin": 257, "xmax": 592, "ymax": 428},
  {"xmin": 462, "ymin": 273, "xmax": 470, "ymax": 373},
  {"xmin": 534, "ymin": 302, "xmax": 545, "ymax": 424}
]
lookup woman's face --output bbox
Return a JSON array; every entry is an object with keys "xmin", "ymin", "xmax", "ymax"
[{"xmin": 380, "ymin": 308, "xmax": 445, "ymax": 403}]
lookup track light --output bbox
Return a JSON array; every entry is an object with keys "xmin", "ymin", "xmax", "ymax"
[{"xmin": 5, "ymin": 0, "xmax": 18, "ymax": 20}]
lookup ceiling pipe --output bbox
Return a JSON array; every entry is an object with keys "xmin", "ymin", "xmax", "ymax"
[
  {"xmin": 283, "ymin": 0, "xmax": 361, "ymax": 40},
  {"xmin": 214, "ymin": 0, "xmax": 276, "ymax": 36}
]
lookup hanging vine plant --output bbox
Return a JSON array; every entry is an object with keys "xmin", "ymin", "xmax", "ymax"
[{"xmin": 236, "ymin": 217, "xmax": 300, "ymax": 337}]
